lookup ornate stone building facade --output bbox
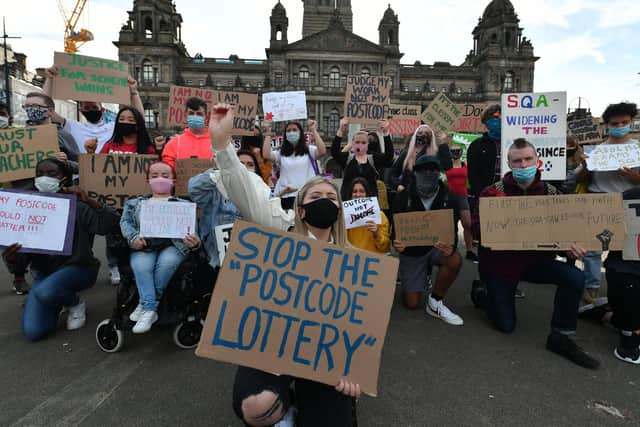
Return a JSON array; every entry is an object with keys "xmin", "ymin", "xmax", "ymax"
[{"xmin": 114, "ymin": 0, "xmax": 537, "ymax": 136}]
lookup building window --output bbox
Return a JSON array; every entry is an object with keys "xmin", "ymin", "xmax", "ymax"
[
  {"xmin": 275, "ymin": 72, "xmax": 283, "ymax": 87},
  {"xmin": 361, "ymin": 67, "xmax": 370, "ymax": 77},
  {"xmin": 199, "ymin": 79, "xmax": 205, "ymax": 87},
  {"xmin": 329, "ymin": 67, "xmax": 340, "ymax": 88},
  {"xmin": 503, "ymin": 72, "xmax": 514, "ymax": 91},
  {"xmin": 144, "ymin": 103, "xmax": 155, "ymax": 128},
  {"xmin": 328, "ymin": 109, "xmax": 340, "ymax": 135},
  {"xmin": 142, "ymin": 61, "xmax": 154, "ymax": 82},
  {"xmin": 186, "ymin": 79, "xmax": 193, "ymax": 85},
  {"xmin": 299, "ymin": 66, "xmax": 310, "ymax": 86},
  {"xmin": 144, "ymin": 17, "xmax": 153, "ymax": 39}
]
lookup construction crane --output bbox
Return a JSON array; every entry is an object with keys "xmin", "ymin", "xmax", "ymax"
[{"xmin": 57, "ymin": 0, "xmax": 93, "ymax": 53}]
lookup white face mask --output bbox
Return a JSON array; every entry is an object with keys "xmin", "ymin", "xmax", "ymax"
[
  {"xmin": 0, "ymin": 116, "xmax": 8, "ymax": 128},
  {"xmin": 34, "ymin": 176, "xmax": 61, "ymax": 193}
]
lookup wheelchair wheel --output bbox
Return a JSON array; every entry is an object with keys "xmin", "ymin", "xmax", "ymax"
[
  {"xmin": 173, "ymin": 320, "xmax": 203, "ymax": 349},
  {"xmin": 96, "ymin": 319, "xmax": 124, "ymax": 353}
]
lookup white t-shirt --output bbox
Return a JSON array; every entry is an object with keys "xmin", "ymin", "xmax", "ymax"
[
  {"xmin": 63, "ymin": 119, "xmax": 115, "ymax": 154},
  {"xmin": 273, "ymin": 145, "xmax": 319, "ymax": 198}
]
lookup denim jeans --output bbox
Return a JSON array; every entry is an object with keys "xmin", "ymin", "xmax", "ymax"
[
  {"xmin": 23, "ymin": 265, "xmax": 98, "ymax": 341},
  {"xmin": 130, "ymin": 246, "xmax": 186, "ymax": 311},
  {"xmin": 583, "ymin": 250, "xmax": 602, "ymax": 289},
  {"xmin": 479, "ymin": 260, "xmax": 585, "ymax": 334}
]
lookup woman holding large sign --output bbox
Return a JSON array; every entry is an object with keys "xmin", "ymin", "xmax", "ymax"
[
  {"xmin": 207, "ymin": 104, "xmax": 361, "ymax": 426},
  {"xmin": 2, "ymin": 158, "xmax": 120, "ymax": 341}
]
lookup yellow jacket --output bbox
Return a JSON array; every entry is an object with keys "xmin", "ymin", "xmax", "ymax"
[{"xmin": 347, "ymin": 211, "xmax": 390, "ymax": 254}]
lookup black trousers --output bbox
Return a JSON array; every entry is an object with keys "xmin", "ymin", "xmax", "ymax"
[
  {"xmin": 232, "ymin": 366, "xmax": 353, "ymax": 427},
  {"xmin": 606, "ymin": 270, "xmax": 640, "ymax": 331}
]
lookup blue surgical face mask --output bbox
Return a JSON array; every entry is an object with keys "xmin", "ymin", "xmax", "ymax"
[
  {"xmin": 609, "ymin": 126, "xmax": 631, "ymax": 139},
  {"xmin": 486, "ymin": 117, "xmax": 501, "ymax": 141},
  {"xmin": 511, "ymin": 166, "xmax": 538, "ymax": 184},
  {"xmin": 286, "ymin": 131, "xmax": 301, "ymax": 144},
  {"xmin": 187, "ymin": 115, "xmax": 205, "ymax": 130}
]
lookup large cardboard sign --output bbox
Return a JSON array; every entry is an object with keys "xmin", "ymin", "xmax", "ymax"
[
  {"xmin": 387, "ymin": 104, "xmax": 421, "ymax": 136},
  {"xmin": 393, "ymin": 210, "xmax": 455, "ymax": 247},
  {"xmin": 585, "ymin": 143, "xmax": 640, "ymax": 171},
  {"xmin": 79, "ymin": 154, "xmax": 157, "ymax": 209},
  {"xmin": 0, "ymin": 125, "xmax": 59, "ymax": 182},
  {"xmin": 175, "ymin": 158, "xmax": 216, "ymax": 197},
  {"xmin": 501, "ymin": 92, "xmax": 567, "ymax": 180},
  {"xmin": 0, "ymin": 190, "xmax": 76, "ymax": 255},
  {"xmin": 52, "ymin": 52, "xmax": 130, "ymax": 104},
  {"xmin": 451, "ymin": 103, "xmax": 488, "ymax": 133},
  {"xmin": 623, "ymin": 200, "xmax": 640, "ymax": 260},
  {"xmin": 166, "ymin": 85, "xmax": 258, "ymax": 135},
  {"xmin": 262, "ymin": 91, "xmax": 308, "ymax": 122},
  {"xmin": 196, "ymin": 220, "xmax": 399, "ymax": 396},
  {"xmin": 479, "ymin": 194, "xmax": 625, "ymax": 251},
  {"xmin": 420, "ymin": 93, "xmax": 462, "ymax": 133},
  {"xmin": 344, "ymin": 75, "xmax": 391, "ymax": 129},
  {"xmin": 568, "ymin": 115, "xmax": 601, "ymax": 145},
  {"xmin": 342, "ymin": 197, "xmax": 381, "ymax": 230},
  {"xmin": 139, "ymin": 200, "xmax": 197, "ymax": 239}
]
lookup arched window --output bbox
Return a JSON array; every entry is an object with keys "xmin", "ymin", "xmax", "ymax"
[
  {"xmin": 144, "ymin": 17, "xmax": 153, "ymax": 39},
  {"xmin": 505, "ymin": 31, "xmax": 512, "ymax": 48},
  {"xmin": 276, "ymin": 26, "xmax": 283, "ymax": 41},
  {"xmin": 329, "ymin": 67, "xmax": 340, "ymax": 88},
  {"xmin": 387, "ymin": 31, "xmax": 394, "ymax": 45},
  {"xmin": 328, "ymin": 108, "xmax": 340, "ymax": 135},
  {"xmin": 142, "ymin": 60, "xmax": 154, "ymax": 82},
  {"xmin": 361, "ymin": 67, "xmax": 370, "ymax": 77},
  {"xmin": 143, "ymin": 103, "xmax": 155, "ymax": 128},
  {"xmin": 503, "ymin": 72, "xmax": 514, "ymax": 91}
]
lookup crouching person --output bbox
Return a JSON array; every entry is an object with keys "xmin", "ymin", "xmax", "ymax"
[
  {"xmin": 120, "ymin": 161, "xmax": 201, "ymax": 333},
  {"xmin": 471, "ymin": 138, "xmax": 600, "ymax": 369},
  {"xmin": 392, "ymin": 154, "xmax": 463, "ymax": 325},
  {"xmin": 2, "ymin": 158, "xmax": 120, "ymax": 341}
]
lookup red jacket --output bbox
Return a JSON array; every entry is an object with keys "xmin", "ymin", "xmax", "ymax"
[{"xmin": 471, "ymin": 171, "xmax": 558, "ymax": 281}]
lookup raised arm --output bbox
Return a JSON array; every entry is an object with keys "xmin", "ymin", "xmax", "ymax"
[
  {"xmin": 262, "ymin": 119, "xmax": 275, "ymax": 161},
  {"xmin": 128, "ymin": 77, "xmax": 144, "ymax": 116},
  {"xmin": 308, "ymin": 119, "xmax": 326, "ymax": 158}
]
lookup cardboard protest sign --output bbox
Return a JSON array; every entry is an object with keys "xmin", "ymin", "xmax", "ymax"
[
  {"xmin": 0, "ymin": 125, "xmax": 59, "ymax": 182},
  {"xmin": 387, "ymin": 104, "xmax": 421, "ymax": 136},
  {"xmin": 568, "ymin": 115, "xmax": 601, "ymax": 145},
  {"xmin": 262, "ymin": 91, "xmax": 308, "ymax": 122},
  {"xmin": 175, "ymin": 158, "xmax": 216, "ymax": 197},
  {"xmin": 451, "ymin": 103, "xmax": 488, "ymax": 133},
  {"xmin": 420, "ymin": 93, "xmax": 462, "ymax": 133},
  {"xmin": 196, "ymin": 220, "xmax": 399, "ymax": 396},
  {"xmin": 215, "ymin": 223, "xmax": 234, "ymax": 262},
  {"xmin": 139, "ymin": 200, "xmax": 196, "ymax": 239},
  {"xmin": 585, "ymin": 143, "xmax": 640, "ymax": 171},
  {"xmin": 623, "ymin": 200, "xmax": 640, "ymax": 260},
  {"xmin": 344, "ymin": 75, "xmax": 391, "ymax": 128},
  {"xmin": 0, "ymin": 190, "xmax": 76, "ymax": 255},
  {"xmin": 79, "ymin": 154, "xmax": 158, "ymax": 209},
  {"xmin": 52, "ymin": 52, "xmax": 130, "ymax": 104},
  {"xmin": 479, "ymin": 193, "xmax": 625, "ymax": 251},
  {"xmin": 501, "ymin": 92, "xmax": 567, "ymax": 180},
  {"xmin": 166, "ymin": 84, "xmax": 258, "ymax": 135},
  {"xmin": 393, "ymin": 210, "xmax": 455, "ymax": 247},
  {"xmin": 342, "ymin": 197, "xmax": 381, "ymax": 230}
]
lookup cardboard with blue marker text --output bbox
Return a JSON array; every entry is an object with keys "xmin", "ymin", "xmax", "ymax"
[{"xmin": 196, "ymin": 219, "xmax": 399, "ymax": 396}]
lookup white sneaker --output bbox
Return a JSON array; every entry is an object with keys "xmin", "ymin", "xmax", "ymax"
[
  {"xmin": 129, "ymin": 304, "xmax": 144, "ymax": 322},
  {"xmin": 132, "ymin": 310, "xmax": 158, "ymax": 334},
  {"xmin": 274, "ymin": 406, "xmax": 297, "ymax": 427},
  {"xmin": 109, "ymin": 266, "xmax": 121, "ymax": 286},
  {"xmin": 67, "ymin": 300, "xmax": 86, "ymax": 330},
  {"xmin": 426, "ymin": 295, "xmax": 464, "ymax": 326}
]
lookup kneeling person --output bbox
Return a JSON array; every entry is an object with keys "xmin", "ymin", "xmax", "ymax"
[
  {"xmin": 393, "ymin": 155, "xmax": 463, "ymax": 325},
  {"xmin": 471, "ymin": 138, "xmax": 600, "ymax": 369}
]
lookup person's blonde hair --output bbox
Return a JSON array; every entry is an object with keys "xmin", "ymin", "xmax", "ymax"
[
  {"xmin": 403, "ymin": 124, "xmax": 438, "ymax": 171},
  {"xmin": 294, "ymin": 177, "xmax": 349, "ymax": 247}
]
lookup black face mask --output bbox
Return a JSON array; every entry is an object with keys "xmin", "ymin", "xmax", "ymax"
[
  {"xmin": 302, "ymin": 198, "xmax": 339, "ymax": 229},
  {"xmin": 451, "ymin": 150, "xmax": 462, "ymax": 160},
  {"xmin": 415, "ymin": 170, "xmax": 440, "ymax": 199},
  {"xmin": 118, "ymin": 123, "xmax": 137, "ymax": 136},
  {"xmin": 82, "ymin": 110, "xmax": 102, "ymax": 124}
]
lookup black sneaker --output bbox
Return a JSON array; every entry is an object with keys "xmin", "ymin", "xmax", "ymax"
[
  {"xmin": 614, "ymin": 332, "xmax": 640, "ymax": 365},
  {"xmin": 13, "ymin": 278, "xmax": 30, "ymax": 295},
  {"xmin": 514, "ymin": 288, "xmax": 525, "ymax": 299},
  {"xmin": 470, "ymin": 280, "xmax": 486, "ymax": 308},
  {"xmin": 465, "ymin": 251, "xmax": 479, "ymax": 263},
  {"xmin": 546, "ymin": 332, "xmax": 600, "ymax": 370}
]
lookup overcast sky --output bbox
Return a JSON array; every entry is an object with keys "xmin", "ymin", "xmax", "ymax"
[{"xmin": 4, "ymin": 0, "xmax": 639, "ymax": 116}]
